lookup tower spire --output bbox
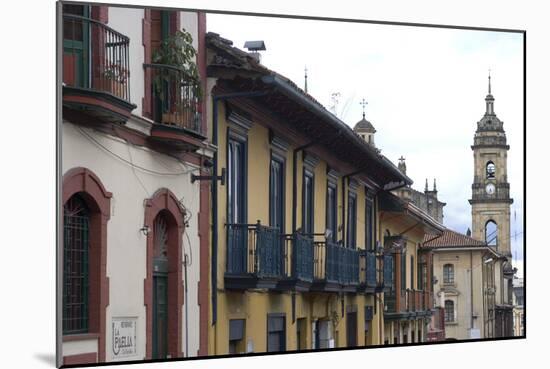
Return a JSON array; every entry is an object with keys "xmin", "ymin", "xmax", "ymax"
[
  {"xmin": 433, "ymin": 178, "xmax": 437, "ymax": 192},
  {"xmin": 425, "ymin": 178, "xmax": 429, "ymax": 192},
  {"xmin": 485, "ymin": 70, "xmax": 495, "ymax": 115}
]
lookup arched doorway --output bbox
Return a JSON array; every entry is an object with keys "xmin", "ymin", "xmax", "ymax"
[{"xmin": 144, "ymin": 189, "xmax": 185, "ymax": 359}]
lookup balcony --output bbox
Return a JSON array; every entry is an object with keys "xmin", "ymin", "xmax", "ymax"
[
  {"xmin": 358, "ymin": 251, "xmax": 394, "ymax": 293},
  {"xmin": 310, "ymin": 241, "xmax": 359, "ymax": 292},
  {"xmin": 224, "ymin": 222, "xmax": 284, "ymax": 289},
  {"xmin": 384, "ymin": 289, "xmax": 432, "ymax": 320},
  {"xmin": 277, "ymin": 233, "xmax": 314, "ymax": 291},
  {"xmin": 62, "ymin": 14, "xmax": 136, "ymax": 124},
  {"xmin": 358, "ymin": 251, "xmax": 377, "ymax": 292},
  {"xmin": 144, "ymin": 64, "xmax": 206, "ymax": 152}
]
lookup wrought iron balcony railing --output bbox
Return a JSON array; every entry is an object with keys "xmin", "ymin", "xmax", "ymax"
[
  {"xmin": 383, "ymin": 254, "xmax": 394, "ymax": 288},
  {"xmin": 144, "ymin": 63, "xmax": 203, "ymax": 136},
  {"xmin": 226, "ymin": 222, "xmax": 283, "ymax": 279},
  {"xmin": 313, "ymin": 241, "xmax": 359, "ymax": 286},
  {"xmin": 359, "ymin": 250, "xmax": 377, "ymax": 288},
  {"xmin": 283, "ymin": 232, "xmax": 314, "ymax": 283},
  {"xmin": 63, "ymin": 14, "xmax": 131, "ymax": 102}
]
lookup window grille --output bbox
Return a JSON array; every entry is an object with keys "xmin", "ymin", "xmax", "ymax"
[{"xmin": 63, "ymin": 194, "xmax": 90, "ymax": 334}]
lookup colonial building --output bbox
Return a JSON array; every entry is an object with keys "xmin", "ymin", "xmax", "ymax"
[
  {"xmin": 378, "ymin": 192, "xmax": 444, "ymax": 344},
  {"xmin": 60, "ymin": 4, "xmax": 211, "ymax": 365},
  {"xmin": 423, "ymin": 230, "xmax": 503, "ymax": 339},
  {"xmin": 205, "ymin": 32, "xmax": 418, "ymax": 354}
]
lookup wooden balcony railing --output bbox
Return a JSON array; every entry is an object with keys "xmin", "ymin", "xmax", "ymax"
[
  {"xmin": 144, "ymin": 63, "xmax": 203, "ymax": 136},
  {"xmin": 226, "ymin": 222, "xmax": 283, "ymax": 278}
]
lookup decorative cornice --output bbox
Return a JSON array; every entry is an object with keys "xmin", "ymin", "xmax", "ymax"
[
  {"xmin": 227, "ymin": 105, "xmax": 253, "ymax": 132},
  {"xmin": 349, "ymin": 179, "xmax": 359, "ymax": 192},
  {"xmin": 270, "ymin": 133, "xmax": 290, "ymax": 152},
  {"xmin": 327, "ymin": 168, "xmax": 340, "ymax": 183},
  {"xmin": 303, "ymin": 151, "xmax": 320, "ymax": 169}
]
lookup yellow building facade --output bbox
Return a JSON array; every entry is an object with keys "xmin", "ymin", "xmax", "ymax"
[
  {"xmin": 205, "ymin": 32, "xmax": 413, "ymax": 354},
  {"xmin": 378, "ymin": 192, "xmax": 444, "ymax": 344}
]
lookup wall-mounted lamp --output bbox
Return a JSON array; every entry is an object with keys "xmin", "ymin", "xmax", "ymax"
[
  {"xmin": 140, "ymin": 225, "xmax": 150, "ymax": 236},
  {"xmin": 484, "ymin": 258, "xmax": 494, "ymax": 264}
]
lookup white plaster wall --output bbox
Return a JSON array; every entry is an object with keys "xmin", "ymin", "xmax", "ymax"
[
  {"xmin": 181, "ymin": 12, "xmax": 199, "ymax": 53},
  {"xmin": 62, "ymin": 338, "xmax": 98, "ymax": 357},
  {"xmin": 62, "ymin": 122, "xmax": 202, "ymax": 360},
  {"xmin": 108, "ymin": 7, "xmax": 145, "ymax": 119}
]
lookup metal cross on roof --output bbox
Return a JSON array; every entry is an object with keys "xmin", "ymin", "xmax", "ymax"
[
  {"xmin": 398, "ymin": 155, "xmax": 405, "ymax": 162},
  {"xmin": 360, "ymin": 98, "xmax": 368, "ymax": 118}
]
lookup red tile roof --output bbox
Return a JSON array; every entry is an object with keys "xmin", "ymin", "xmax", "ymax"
[{"xmin": 423, "ymin": 229, "xmax": 486, "ymax": 248}]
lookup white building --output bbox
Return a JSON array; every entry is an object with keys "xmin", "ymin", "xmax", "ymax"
[{"xmin": 59, "ymin": 3, "xmax": 212, "ymax": 365}]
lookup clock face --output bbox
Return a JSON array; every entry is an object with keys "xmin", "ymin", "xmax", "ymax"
[{"xmin": 485, "ymin": 183, "xmax": 496, "ymax": 195}]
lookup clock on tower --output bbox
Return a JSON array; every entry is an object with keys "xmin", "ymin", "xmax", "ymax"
[{"xmin": 469, "ymin": 73, "xmax": 513, "ymax": 257}]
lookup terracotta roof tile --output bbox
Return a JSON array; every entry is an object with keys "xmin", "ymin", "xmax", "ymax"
[{"xmin": 423, "ymin": 228, "xmax": 486, "ymax": 248}]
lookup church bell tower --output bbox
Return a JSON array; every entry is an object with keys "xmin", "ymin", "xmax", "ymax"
[{"xmin": 469, "ymin": 73, "xmax": 513, "ymax": 256}]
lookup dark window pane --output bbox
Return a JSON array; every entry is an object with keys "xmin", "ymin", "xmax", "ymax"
[{"xmin": 63, "ymin": 194, "xmax": 90, "ymax": 334}]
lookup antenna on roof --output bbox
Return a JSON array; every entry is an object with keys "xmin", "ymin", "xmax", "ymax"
[
  {"xmin": 330, "ymin": 92, "xmax": 340, "ymax": 116},
  {"xmin": 304, "ymin": 66, "xmax": 308, "ymax": 93}
]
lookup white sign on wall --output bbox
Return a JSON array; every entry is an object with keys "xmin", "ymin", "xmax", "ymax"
[{"xmin": 112, "ymin": 317, "xmax": 137, "ymax": 358}]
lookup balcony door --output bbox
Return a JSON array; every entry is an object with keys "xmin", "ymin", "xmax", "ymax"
[
  {"xmin": 227, "ymin": 137, "xmax": 247, "ymax": 273},
  {"xmin": 269, "ymin": 155, "xmax": 285, "ymax": 232},
  {"xmin": 302, "ymin": 169, "xmax": 314, "ymax": 235},
  {"xmin": 63, "ymin": 4, "xmax": 90, "ymax": 88},
  {"xmin": 326, "ymin": 182, "xmax": 337, "ymax": 242}
]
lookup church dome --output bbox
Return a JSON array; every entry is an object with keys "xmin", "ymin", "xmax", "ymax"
[{"xmin": 354, "ymin": 117, "xmax": 376, "ymax": 133}]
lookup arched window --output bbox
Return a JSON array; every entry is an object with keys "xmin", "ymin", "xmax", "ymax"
[
  {"xmin": 444, "ymin": 300, "xmax": 455, "ymax": 322},
  {"xmin": 443, "ymin": 264, "xmax": 454, "ymax": 284},
  {"xmin": 486, "ymin": 161, "xmax": 496, "ymax": 179},
  {"xmin": 62, "ymin": 167, "xmax": 112, "ymax": 363},
  {"xmin": 63, "ymin": 194, "xmax": 91, "ymax": 334},
  {"xmin": 486, "ymin": 220, "xmax": 498, "ymax": 246}
]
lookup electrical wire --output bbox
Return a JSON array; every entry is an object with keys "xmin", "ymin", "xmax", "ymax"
[{"xmin": 77, "ymin": 126, "xmax": 198, "ymax": 176}]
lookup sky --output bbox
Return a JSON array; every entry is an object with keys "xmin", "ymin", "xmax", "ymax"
[{"xmin": 206, "ymin": 13, "xmax": 524, "ymax": 275}]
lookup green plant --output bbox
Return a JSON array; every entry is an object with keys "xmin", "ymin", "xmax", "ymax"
[
  {"xmin": 103, "ymin": 63, "xmax": 128, "ymax": 83},
  {"xmin": 152, "ymin": 29, "xmax": 202, "ymax": 101}
]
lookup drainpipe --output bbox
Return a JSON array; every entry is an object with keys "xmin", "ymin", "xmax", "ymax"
[
  {"xmin": 184, "ymin": 254, "xmax": 189, "ymax": 357},
  {"xmin": 211, "ymin": 89, "xmax": 269, "ymax": 331}
]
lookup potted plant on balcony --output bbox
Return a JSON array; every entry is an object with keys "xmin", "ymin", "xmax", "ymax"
[
  {"xmin": 152, "ymin": 29, "xmax": 202, "ymax": 128},
  {"xmin": 102, "ymin": 63, "xmax": 128, "ymax": 97}
]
